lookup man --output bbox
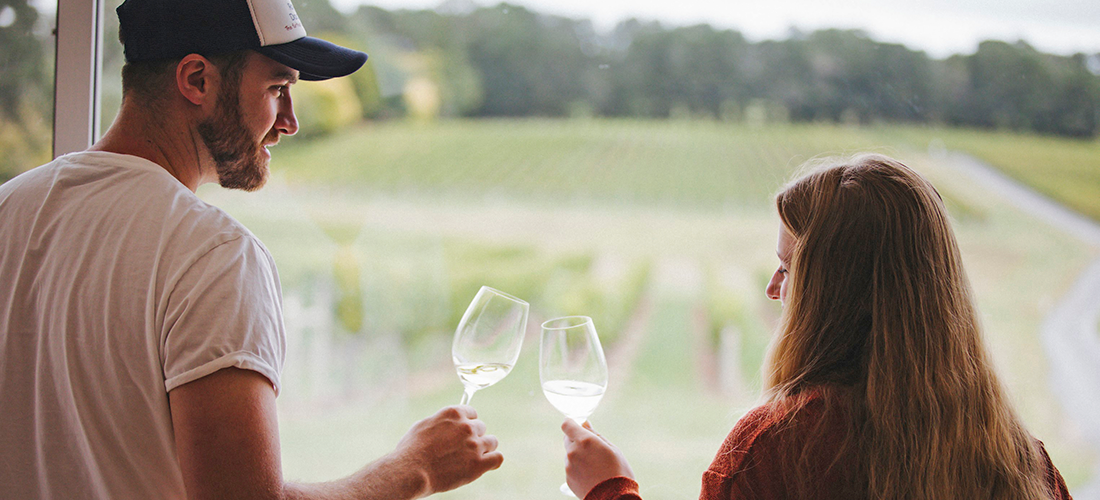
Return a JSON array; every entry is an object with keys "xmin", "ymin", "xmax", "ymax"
[{"xmin": 0, "ymin": 0, "xmax": 502, "ymax": 498}]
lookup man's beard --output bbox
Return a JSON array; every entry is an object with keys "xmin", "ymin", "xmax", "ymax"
[{"xmin": 196, "ymin": 85, "xmax": 270, "ymax": 192}]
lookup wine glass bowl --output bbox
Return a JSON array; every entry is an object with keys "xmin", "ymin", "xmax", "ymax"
[
  {"xmin": 540, "ymin": 315, "xmax": 608, "ymax": 496},
  {"xmin": 542, "ymin": 378, "xmax": 605, "ymax": 424},
  {"xmin": 539, "ymin": 316, "xmax": 608, "ymax": 423},
  {"xmin": 451, "ymin": 286, "xmax": 529, "ymax": 405}
]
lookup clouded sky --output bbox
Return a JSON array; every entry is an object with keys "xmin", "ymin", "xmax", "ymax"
[{"xmin": 331, "ymin": 0, "xmax": 1100, "ymax": 58}]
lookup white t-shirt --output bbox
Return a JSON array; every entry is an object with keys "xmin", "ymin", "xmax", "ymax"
[{"xmin": 0, "ymin": 152, "xmax": 286, "ymax": 499}]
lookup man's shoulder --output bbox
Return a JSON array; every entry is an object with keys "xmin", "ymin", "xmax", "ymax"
[
  {"xmin": 66, "ymin": 151, "xmax": 253, "ymax": 235},
  {"xmin": 2, "ymin": 151, "xmax": 182, "ymax": 202},
  {"xmin": 3, "ymin": 151, "xmax": 262, "ymax": 258},
  {"xmin": 156, "ymin": 188, "xmax": 263, "ymax": 265},
  {"xmin": 0, "ymin": 155, "xmax": 66, "ymax": 195}
]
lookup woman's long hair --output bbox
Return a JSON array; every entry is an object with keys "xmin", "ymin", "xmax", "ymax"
[{"xmin": 764, "ymin": 154, "xmax": 1053, "ymax": 499}]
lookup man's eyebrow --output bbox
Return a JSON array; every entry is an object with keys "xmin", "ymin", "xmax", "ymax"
[{"xmin": 272, "ymin": 69, "xmax": 299, "ymax": 85}]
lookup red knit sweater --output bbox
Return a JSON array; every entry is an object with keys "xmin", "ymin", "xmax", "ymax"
[{"xmin": 585, "ymin": 389, "xmax": 1073, "ymax": 500}]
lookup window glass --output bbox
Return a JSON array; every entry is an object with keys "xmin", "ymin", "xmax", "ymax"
[
  {"xmin": 98, "ymin": 0, "xmax": 122, "ymax": 136},
  {"xmin": 34, "ymin": 0, "xmax": 1100, "ymax": 497},
  {"xmin": 0, "ymin": 0, "xmax": 55, "ymax": 182},
  {"xmin": 239, "ymin": 3, "xmax": 1099, "ymax": 497}
]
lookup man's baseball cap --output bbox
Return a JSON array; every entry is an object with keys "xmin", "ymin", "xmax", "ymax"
[{"xmin": 116, "ymin": 0, "xmax": 367, "ymax": 81}]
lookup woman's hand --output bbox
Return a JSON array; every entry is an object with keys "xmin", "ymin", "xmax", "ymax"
[{"xmin": 561, "ymin": 419, "xmax": 634, "ymax": 498}]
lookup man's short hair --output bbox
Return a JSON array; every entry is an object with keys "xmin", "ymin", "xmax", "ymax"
[{"xmin": 120, "ymin": 48, "xmax": 249, "ymax": 107}]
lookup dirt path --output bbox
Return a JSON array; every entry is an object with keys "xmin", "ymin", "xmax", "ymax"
[{"xmin": 950, "ymin": 152, "xmax": 1100, "ymax": 499}]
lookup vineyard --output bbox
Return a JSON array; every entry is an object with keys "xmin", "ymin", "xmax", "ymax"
[{"xmin": 198, "ymin": 119, "xmax": 1100, "ymax": 498}]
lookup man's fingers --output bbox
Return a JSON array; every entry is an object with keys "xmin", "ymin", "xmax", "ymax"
[
  {"xmin": 451, "ymin": 405, "xmax": 477, "ymax": 420},
  {"xmin": 467, "ymin": 417, "xmax": 487, "ymax": 437},
  {"xmin": 479, "ymin": 434, "xmax": 499, "ymax": 453},
  {"xmin": 481, "ymin": 450, "xmax": 505, "ymax": 471}
]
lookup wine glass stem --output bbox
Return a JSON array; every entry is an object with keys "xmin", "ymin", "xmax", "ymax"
[{"xmin": 459, "ymin": 388, "xmax": 476, "ymax": 405}]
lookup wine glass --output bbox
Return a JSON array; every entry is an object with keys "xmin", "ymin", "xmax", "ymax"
[
  {"xmin": 540, "ymin": 315, "xmax": 609, "ymax": 496},
  {"xmin": 452, "ymin": 286, "xmax": 529, "ymax": 405}
]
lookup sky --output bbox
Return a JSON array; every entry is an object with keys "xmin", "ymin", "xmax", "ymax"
[{"xmin": 330, "ymin": 0, "xmax": 1100, "ymax": 59}]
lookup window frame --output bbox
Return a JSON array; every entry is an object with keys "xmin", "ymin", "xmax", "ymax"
[{"xmin": 52, "ymin": 0, "xmax": 104, "ymax": 158}]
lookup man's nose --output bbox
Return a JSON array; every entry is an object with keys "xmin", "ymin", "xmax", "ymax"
[{"xmin": 276, "ymin": 94, "xmax": 298, "ymax": 136}]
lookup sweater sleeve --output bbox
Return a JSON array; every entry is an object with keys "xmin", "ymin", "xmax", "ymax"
[
  {"xmin": 699, "ymin": 404, "xmax": 788, "ymax": 500},
  {"xmin": 576, "ymin": 406, "xmax": 780, "ymax": 500},
  {"xmin": 584, "ymin": 477, "xmax": 643, "ymax": 500}
]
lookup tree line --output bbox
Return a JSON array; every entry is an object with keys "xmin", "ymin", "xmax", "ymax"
[
  {"xmin": 3, "ymin": 0, "xmax": 1099, "ymax": 178},
  {"xmin": 341, "ymin": 1, "xmax": 1098, "ymax": 137}
]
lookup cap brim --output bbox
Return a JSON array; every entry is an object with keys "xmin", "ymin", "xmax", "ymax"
[{"xmin": 257, "ymin": 36, "xmax": 368, "ymax": 81}]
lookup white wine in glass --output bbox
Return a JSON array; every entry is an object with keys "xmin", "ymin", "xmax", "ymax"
[
  {"xmin": 541, "ymin": 379, "xmax": 605, "ymax": 422},
  {"xmin": 452, "ymin": 286, "xmax": 529, "ymax": 405},
  {"xmin": 540, "ymin": 315, "xmax": 608, "ymax": 496}
]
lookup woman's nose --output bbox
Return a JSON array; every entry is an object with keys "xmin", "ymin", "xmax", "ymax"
[{"xmin": 765, "ymin": 271, "xmax": 782, "ymax": 301}]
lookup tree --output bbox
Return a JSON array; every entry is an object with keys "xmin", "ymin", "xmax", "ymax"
[
  {"xmin": 328, "ymin": 3, "xmax": 1099, "ymax": 138},
  {"xmin": 1044, "ymin": 53, "xmax": 1098, "ymax": 137},
  {"xmin": 462, "ymin": 4, "xmax": 589, "ymax": 117}
]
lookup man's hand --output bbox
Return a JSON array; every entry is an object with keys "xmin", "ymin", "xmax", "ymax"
[
  {"xmin": 389, "ymin": 405, "xmax": 504, "ymax": 496},
  {"xmin": 562, "ymin": 419, "xmax": 634, "ymax": 498}
]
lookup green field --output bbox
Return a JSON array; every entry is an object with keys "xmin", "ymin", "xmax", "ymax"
[
  {"xmin": 199, "ymin": 119, "xmax": 1099, "ymax": 498},
  {"xmin": 878, "ymin": 126, "xmax": 1100, "ymax": 222},
  {"xmin": 269, "ymin": 120, "xmax": 908, "ymax": 208},
  {"xmin": 268, "ymin": 119, "xmax": 1100, "ymax": 215}
]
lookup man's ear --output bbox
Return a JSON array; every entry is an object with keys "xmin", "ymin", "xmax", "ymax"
[{"xmin": 176, "ymin": 54, "xmax": 216, "ymax": 107}]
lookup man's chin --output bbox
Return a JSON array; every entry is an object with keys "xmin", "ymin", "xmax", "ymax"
[
  {"xmin": 226, "ymin": 176, "xmax": 267, "ymax": 193},
  {"xmin": 217, "ymin": 158, "xmax": 269, "ymax": 192}
]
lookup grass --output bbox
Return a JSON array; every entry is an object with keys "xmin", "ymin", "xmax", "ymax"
[
  {"xmin": 872, "ymin": 126, "xmax": 1100, "ymax": 222},
  {"xmin": 271, "ymin": 119, "xmax": 908, "ymax": 210},
  {"xmin": 272, "ymin": 118, "xmax": 1100, "ymax": 222},
  {"xmin": 197, "ymin": 119, "xmax": 1099, "ymax": 496}
]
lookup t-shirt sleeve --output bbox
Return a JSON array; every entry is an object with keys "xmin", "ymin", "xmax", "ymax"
[{"xmin": 161, "ymin": 234, "xmax": 286, "ymax": 395}]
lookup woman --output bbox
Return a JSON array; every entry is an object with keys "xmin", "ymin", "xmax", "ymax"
[{"xmin": 561, "ymin": 154, "xmax": 1072, "ymax": 500}]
